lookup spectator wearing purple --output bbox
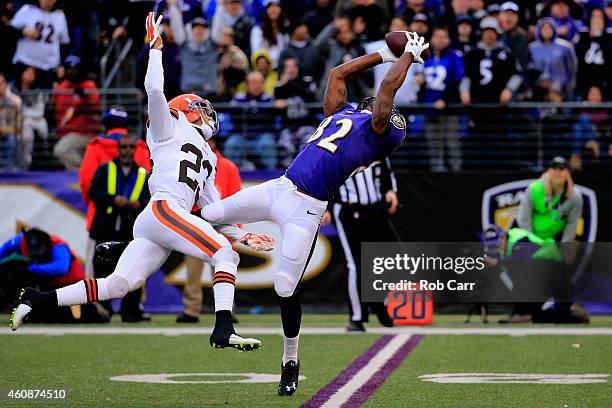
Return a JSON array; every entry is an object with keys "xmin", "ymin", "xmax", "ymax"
[
  {"xmin": 500, "ymin": 2, "xmax": 531, "ymax": 72},
  {"xmin": 155, "ymin": 0, "xmax": 203, "ymax": 24},
  {"xmin": 250, "ymin": 0, "xmax": 288, "ymax": 68},
  {"xmin": 226, "ymin": 71, "xmax": 277, "ymax": 169},
  {"xmin": 401, "ymin": 0, "xmax": 437, "ymax": 24},
  {"xmin": 416, "ymin": 26, "xmax": 464, "ymax": 172},
  {"xmin": 529, "ymin": 18, "xmax": 578, "ymax": 101},
  {"xmin": 575, "ymin": 7, "xmax": 611, "ymax": 99},
  {"xmin": 571, "ymin": 85, "xmax": 611, "ymax": 169},
  {"xmin": 544, "ymin": 0, "xmax": 583, "ymax": 43},
  {"xmin": 211, "ymin": 0, "xmax": 254, "ymax": 58}
]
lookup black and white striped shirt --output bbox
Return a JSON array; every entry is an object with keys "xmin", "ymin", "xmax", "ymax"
[{"xmin": 335, "ymin": 159, "xmax": 397, "ymax": 206}]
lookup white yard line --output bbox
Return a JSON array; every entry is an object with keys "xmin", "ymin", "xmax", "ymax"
[
  {"xmin": 1, "ymin": 326, "xmax": 611, "ymax": 336},
  {"xmin": 320, "ymin": 335, "xmax": 411, "ymax": 408}
]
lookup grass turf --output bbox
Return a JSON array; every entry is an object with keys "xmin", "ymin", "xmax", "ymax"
[
  {"xmin": 1, "ymin": 315, "xmax": 611, "ymax": 407},
  {"xmin": 367, "ymin": 335, "xmax": 612, "ymax": 408}
]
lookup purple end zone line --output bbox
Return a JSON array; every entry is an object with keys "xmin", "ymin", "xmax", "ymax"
[
  {"xmin": 341, "ymin": 334, "xmax": 424, "ymax": 408},
  {"xmin": 301, "ymin": 335, "xmax": 395, "ymax": 408}
]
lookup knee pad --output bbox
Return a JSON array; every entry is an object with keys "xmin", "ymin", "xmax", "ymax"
[
  {"xmin": 274, "ymin": 271, "xmax": 299, "ymax": 298},
  {"xmin": 281, "ymin": 224, "xmax": 310, "ymax": 264},
  {"xmin": 102, "ymin": 273, "xmax": 131, "ymax": 298},
  {"xmin": 212, "ymin": 246, "xmax": 239, "ymax": 275}
]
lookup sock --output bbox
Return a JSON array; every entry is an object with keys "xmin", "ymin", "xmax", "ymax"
[
  {"xmin": 212, "ymin": 271, "xmax": 236, "ymax": 312},
  {"xmin": 215, "ymin": 310, "xmax": 233, "ymax": 328},
  {"xmin": 56, "ymin": 278, "xmax": 100, "ymax": 306},
  {"xmin": 283, "ymin": 333, "xmax": 300, "ymax": 364},
  {"xmin": 278, "ymin": 293, "xmax": 302, "ymax": 337},
  {"xmin": 31, "ymin": 290, "xmax": 58, "ymax": 309}
]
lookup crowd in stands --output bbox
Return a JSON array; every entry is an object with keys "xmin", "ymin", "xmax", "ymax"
[{"xmin": 0, "ymin": 0, "xmax": 610, "ymax": 171}]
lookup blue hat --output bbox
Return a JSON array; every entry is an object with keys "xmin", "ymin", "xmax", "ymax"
[
  {"xmin": 102, "ymin": 108, "xmax": 128, "ymax": 129},
  {"xmin": 64, "ymin": 55, "xmax": 82, "ymax": 68}
]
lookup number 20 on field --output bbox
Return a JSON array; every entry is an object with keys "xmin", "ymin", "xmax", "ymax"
[{"xmin": 387, "ymin": 290, "xmax": 434, "ymax": 325}]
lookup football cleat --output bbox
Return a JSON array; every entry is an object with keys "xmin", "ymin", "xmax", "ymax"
[
  {"xmin": 9, "ymin": 288, "xmax": 37, "ymax": 331},
  {"xmin": 278, "ymin": 360, "xmax": 300, "ymax": 396},
  {"xmin": 347, "ymin": 320, "xmax": 366, "ymax": 332},
  {"xmin": 209, "ymin": 327, "xmax": 261, "ymax": 351}
]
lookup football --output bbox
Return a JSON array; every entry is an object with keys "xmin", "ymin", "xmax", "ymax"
[{"xmin": 385, "ymin": 31, "xmax": 430, "ymax": 61}]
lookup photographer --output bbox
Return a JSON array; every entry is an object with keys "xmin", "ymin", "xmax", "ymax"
[{"xmin": 0, "ymin": 228, "xmax": 108, "ymax": 323}]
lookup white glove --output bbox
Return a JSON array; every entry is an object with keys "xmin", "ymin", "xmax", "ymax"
[
  {"xmin": 146, "ymin": 12, "xmax": 163, "ymax": 47},
  {"xmin": 377, "ymin": 44, "xmax": 399, "ymax": 64},
  {"xmin": 404, "ymin": 32, "xmax": 429, "ymax": 64},
  {"xmin": 239, "ymin": 233, "xmax": 275, "ymax": 251}
]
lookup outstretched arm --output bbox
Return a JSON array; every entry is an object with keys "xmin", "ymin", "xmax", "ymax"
[
  {"xmin": 143, "ymin": 13, "xmax": 174, "ymax": 143},
  {"xmin": 372, "ymin": 32, "xmax": 428, "ymax": 134},
  {"xmin": 323, "ymin": 53, "xmax": 382, "ymax": 117}
]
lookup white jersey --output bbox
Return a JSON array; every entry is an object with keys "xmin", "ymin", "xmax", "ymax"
[
  {"xmin": 144, "ymin": 48, "xmax": 223, "ymax": 214},
  {"xmin": 146, "ymin": 111, "xmax": 220, "ymax": 211},
  {"xmin": 10, "ymin": 5, "xmax": 70, "ymax": 71}
]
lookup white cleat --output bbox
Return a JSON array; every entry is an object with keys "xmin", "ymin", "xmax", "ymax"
[
  {"xmin": 10, "ymin": 304, "xmax": 32, "ymax": 331},
  {"xmin": 228, "ymin": 334, "xmax": 262, "ymax": 351}
]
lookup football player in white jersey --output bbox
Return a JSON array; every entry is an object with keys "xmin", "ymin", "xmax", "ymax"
[{"xmin": 10, "ymin": 13, "xmax": 274, "ymax": 352}]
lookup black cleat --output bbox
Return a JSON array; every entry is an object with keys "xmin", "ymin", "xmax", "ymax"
[
  {"xmin": 176, "ymin": 313, "xmax": 200, "ymax": 323},
  {"xmin": 372, "ymin": 304, "xmax": 394, "ymax": 327},
  {"xmin": 9, "ymin": 287, "xmax": 38, "ymax": 331},
  {"xmin": 209, "ymin": 312, "xmax": 261, "ymax": 351},
  {"xmin": 278, "ymin": 360, "xmax": 300, "ymax": 396},
  {"xmin": 347, "ymin": 320, "xmax": 366, "ymax": 332}
]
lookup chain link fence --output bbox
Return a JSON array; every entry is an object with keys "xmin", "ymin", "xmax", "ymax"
[{"xmin": 1, "ymin": 89, "xmax": 610, "ymax": 172}]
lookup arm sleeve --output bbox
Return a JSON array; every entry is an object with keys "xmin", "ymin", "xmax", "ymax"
[
  {"xmin": 516, "ymin": 188, "xmax": 534, "ymax": 231},
  {"xmin": 144, "ymin": 49, "xmax": 175, "ymax": 143},
  {"xmin": 210, "ymin": 6, "xmax": 225, "ymax": 44},
  {"xmin": 9, "ymin": 6, "xmax": 27, "ymax": 29},
  {"xmin": 250, "ymin": 25, "xmax": 263, "ymax": 55},
  {"xmin": 561, "ymin": 192, "xmax": 583, "ymax": 242},
  {"xmin": 59, "ymin": 12, "xmax": 70, "ymax": 44},
  {"xmin": 168, "ymin": 3, "xmax": 186, "ymax": 46},
  {"xmin": 27, "ymin": 244, "xmax": 71, "ymax": 276},
  {"xmin": 0, "ymin": 233, "xmax": 23, "ymax": 260}
]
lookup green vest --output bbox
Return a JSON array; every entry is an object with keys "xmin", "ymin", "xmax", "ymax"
[
  {"xmin": 528, "ymin": 180, "xmax": 566, "ymax": 239},
  {"xmin": 106, "ymin": 161, "xmax": 147, "ymax": 214},
  {"xmin": 506, "ymin": 228, "xmax": 563, "ymax": 262}
]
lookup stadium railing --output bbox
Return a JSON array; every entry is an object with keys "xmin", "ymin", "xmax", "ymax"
[{"xmin": 1, "ymin": 88, "xmax": 610, "ymax": 172}]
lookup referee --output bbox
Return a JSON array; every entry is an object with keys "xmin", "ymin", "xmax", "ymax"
[{"xmin": 322, "ymin": 159, "xmax": 398, "ymax": 331}]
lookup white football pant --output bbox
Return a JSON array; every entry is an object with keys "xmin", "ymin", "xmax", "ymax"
[{"xmin": 202, "ymin": 176, "xmax": 327, "ymax": 297}]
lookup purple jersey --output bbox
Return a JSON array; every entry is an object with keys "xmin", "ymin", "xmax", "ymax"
[{"xmin": 285, "ymin": 103, "xmax": 406, "ymax": 201}]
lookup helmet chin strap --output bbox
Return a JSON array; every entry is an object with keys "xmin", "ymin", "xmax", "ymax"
[
  {"xmin": 191, "ymin": 110, "xmax": 215, "ymax": 140},
  {"xmin": 191, "ymin": 122, "xmax": 214, "ymax": 140}
]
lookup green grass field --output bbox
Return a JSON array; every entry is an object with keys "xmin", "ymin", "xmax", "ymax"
[{"xmin": 1, "ymin": 314, "xmax": 611, "ymax": 407}]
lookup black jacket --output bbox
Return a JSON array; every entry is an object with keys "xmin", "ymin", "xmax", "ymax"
[{"xmin": 89, "ymin": 159, "xmax": 150, "ymax": 243}]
